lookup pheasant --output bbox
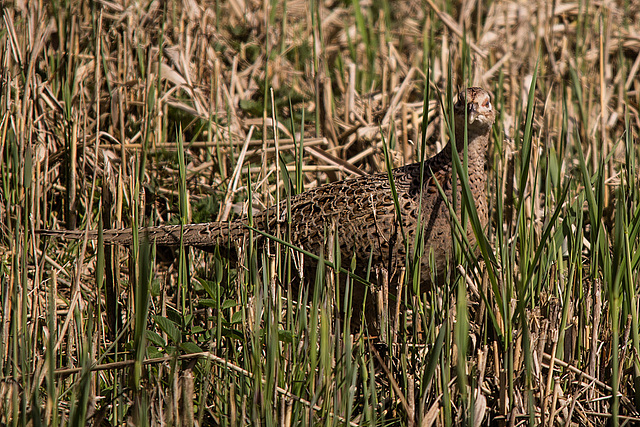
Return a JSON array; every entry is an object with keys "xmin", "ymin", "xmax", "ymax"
[{"xmin": 40, "ymin": 87, "xmax": 495, "ymax": 301}]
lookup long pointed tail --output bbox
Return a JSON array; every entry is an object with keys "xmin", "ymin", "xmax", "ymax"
[{"xmin": 37, "ymin": 222, "xmax": 241, "ymax": 248}]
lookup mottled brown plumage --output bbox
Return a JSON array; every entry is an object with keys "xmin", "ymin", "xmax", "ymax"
[{"xmin": 40, "ymin": 87, "xmax": 495, "ymax": 293}]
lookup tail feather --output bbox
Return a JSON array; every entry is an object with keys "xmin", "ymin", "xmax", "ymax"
[{"xmin": 37, "ymin": 222, "xmax": 244, "ymax": 248}]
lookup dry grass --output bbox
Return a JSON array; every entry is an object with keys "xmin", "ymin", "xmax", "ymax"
[{"xmin": 2, "ymin": 0, "xmax": 640, "ymax": 425}]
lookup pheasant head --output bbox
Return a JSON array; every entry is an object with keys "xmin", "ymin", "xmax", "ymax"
[{"xmin": 453, "ymin": 87, "xmax": 495, "ymax": 144}]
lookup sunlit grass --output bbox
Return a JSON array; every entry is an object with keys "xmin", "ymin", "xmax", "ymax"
[{"xmin": 1, "ymin": 0, "xmax": 640, "ymax": 425}]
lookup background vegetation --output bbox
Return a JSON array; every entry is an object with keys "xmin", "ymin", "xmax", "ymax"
[{"xmin": 1, "ymin": 0, "xmax": 640, "ymax": 425}]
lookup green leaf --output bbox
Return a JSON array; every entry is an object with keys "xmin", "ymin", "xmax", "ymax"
[
  {"xmin": 180, "ymin": 342, "xmax": 203, "ymax": 354},
  {"xmin": 147, "ymin": 347, "xmax": 164, "ymax": 359},
  {"xmin": 146, "ymin": 330, "xmax": 167, "ymax": 348},
  {"xmin": 278, "ymin": 329, "xmax": 295, "ymax": 343},
  {"xmin": 191, "ymin": 326, "xmax": 205, "ymax": 334},
  {"xmin": 197, "ymin": 277, "xmax": 219, "ymax": 299},
  {"xmin": 199, "ymin": 299, "xmax": 218, "ymax": 308},
  {"xmin": 222, "ymin": 299, "xmax": 237, "ymax": 310},
  {"xmin": 231, "ymin": 311, "xmax": 243, "ymax": 324},
  {"xmin": 154, "ymin": 316, "xmax": 181, "ymax": 344}
]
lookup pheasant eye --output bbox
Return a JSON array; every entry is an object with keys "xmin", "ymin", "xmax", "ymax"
[{"xmin": 483, "ymin": 100, "xmax": 491, "ymax": 109}]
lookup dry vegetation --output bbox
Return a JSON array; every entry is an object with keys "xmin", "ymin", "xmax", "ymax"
[{"xmin": 2, "ymin": 0, "xmax": 640, "ymax": 425}]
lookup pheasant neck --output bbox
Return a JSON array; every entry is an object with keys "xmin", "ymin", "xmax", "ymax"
[
  {"xmin": 440, "ymin": 129, "xmax": 490, "ymax": 169},
  {"xmin": 458, "ymin": 131, "xmax": 489, "ymax": 166}
]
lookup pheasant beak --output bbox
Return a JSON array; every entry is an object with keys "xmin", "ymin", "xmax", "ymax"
[{"xmin": 467, "ymin": 103, "xmax": 478, "ymax": 124}]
